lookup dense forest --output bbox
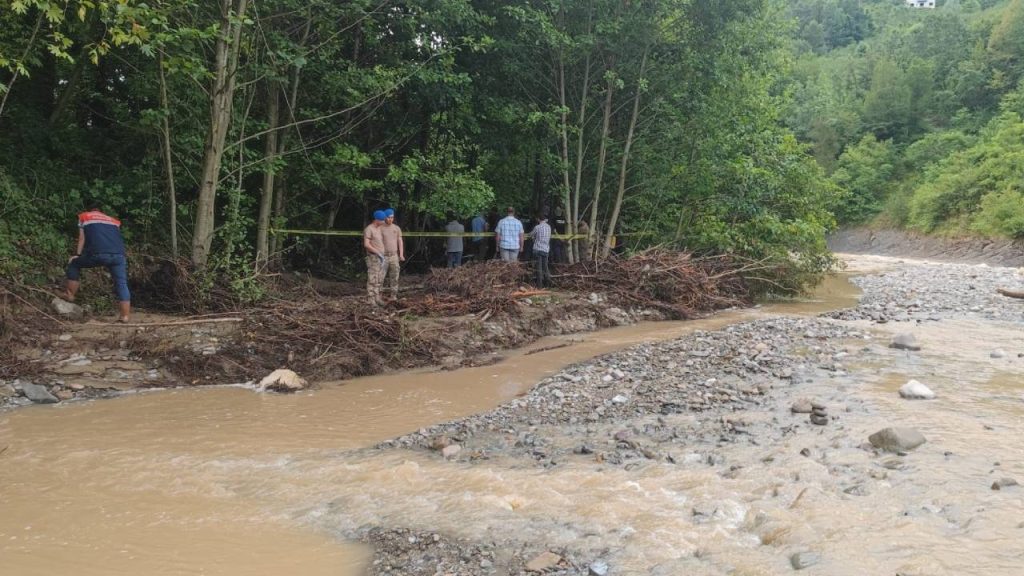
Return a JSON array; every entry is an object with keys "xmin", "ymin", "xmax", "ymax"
[
  {"xmin": 10, "ymin": 0, "xmax": 1020, "ymax": 301},
  {"xmin": 0, "ymin": 0, "xmax": 838, "ymax": 297},
  {"xmin": 786, "ymin": 0, "xmax": 1024, "ymax": 236}
]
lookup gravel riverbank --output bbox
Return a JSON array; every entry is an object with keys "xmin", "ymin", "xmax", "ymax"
[{"xmin": 360, "ymin": 256, "xmax": 1024, "ymax": 575}]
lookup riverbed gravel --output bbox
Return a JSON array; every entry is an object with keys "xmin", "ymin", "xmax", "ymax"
[{"xmin": 366, "ymin": 257, "xmax": 1024, "ymax": 575}]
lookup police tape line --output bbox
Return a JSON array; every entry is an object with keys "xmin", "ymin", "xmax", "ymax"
[{"xmin": 270, "ymin": 228, "xmax": 590, "ymax": 240}]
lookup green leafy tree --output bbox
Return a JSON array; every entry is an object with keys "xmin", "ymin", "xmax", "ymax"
[{"xmin": 830, "ymin": 134, "xmax": 895, "ymax": 223}]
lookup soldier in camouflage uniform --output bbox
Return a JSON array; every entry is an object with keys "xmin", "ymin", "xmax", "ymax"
[{"xmin": 364, "ymin": 210, "xmax": 388, "ymax": 306}]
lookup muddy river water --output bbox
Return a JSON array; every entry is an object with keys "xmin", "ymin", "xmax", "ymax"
[{"xmin": 2, "ymin": 257, "xmax": 1022, "ymax": 575}]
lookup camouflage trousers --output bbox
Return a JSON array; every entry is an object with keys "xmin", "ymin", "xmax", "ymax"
[
  {"xmin": 366, "ymin": 255, "xmax": 387, "ymax": 305},
  {"xmin": 384, "ymin": 254, "xmax": 401, "ymax": 297}
]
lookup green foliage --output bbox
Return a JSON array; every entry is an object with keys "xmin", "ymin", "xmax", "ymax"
[
  {"xmin": 830, "ymin": 134, "xmax": 895, "ymax": 223},
  {"xmin": 907, "ymin": 112, "xmax": 1024, "ymax": 232},
  {"xmin": 0, "ymin": 168, "xmax": 69, "ymax": 281},
  {"xmin": 0, "ymin": 0, "xmax": 842, "ymax": 303}
]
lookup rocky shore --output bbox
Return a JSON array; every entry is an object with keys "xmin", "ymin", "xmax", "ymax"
[{"xmin": 359, "ymin": 256, "xmax": 1024, "ymax": 575}]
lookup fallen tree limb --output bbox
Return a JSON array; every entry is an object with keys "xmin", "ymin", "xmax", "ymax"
[
  {"xmin": 997, "ymin": 288, "xmax": 1024, "ymax": 299},
  {"xmin": 87, "ymin": 317, "xmax": 245, "ymax": 327}
]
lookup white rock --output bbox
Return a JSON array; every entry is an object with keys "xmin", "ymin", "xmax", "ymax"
[
  {"xmin": 51, "ymin": 298, "xmax": 84, "ymax": 318},
  {"xmin": 991, "ymin": 349, "xmax": 1006, "ymax": 359},
  {"xmin": 441, "ymin": 444, "xmax": 462, "ymax": 459},
  {"xmin": 611, "ymin": 394, "xmax": 628, "ymax": 404},
  {"xmin": 899, "ymin": 380, "xmax": 936, "ymax": 400},
  {"xmin": 257, "ymin": 369, "xmax": 307, "ymax": 393}
]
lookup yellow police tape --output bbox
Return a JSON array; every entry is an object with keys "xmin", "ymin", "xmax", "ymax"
[{"xmin": 271, "ymin": 228, "xmax": 589, "ymax": 240}]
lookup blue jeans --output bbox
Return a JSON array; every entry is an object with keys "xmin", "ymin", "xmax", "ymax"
[
  {"xmin": 446, "ymin": 251, "xmax": 462, "ymax": 268},
  {"xmin": 67, "ymin": 253, "xmax": 131, "ymax": 302}
]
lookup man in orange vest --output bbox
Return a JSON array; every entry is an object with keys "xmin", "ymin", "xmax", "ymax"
[{"xmin": 63, "ymin": 206, "xmax": 132, "ymax": 322}]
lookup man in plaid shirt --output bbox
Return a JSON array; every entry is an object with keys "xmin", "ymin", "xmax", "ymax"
[
  {"xmin": 494, "ymin": 206, "xmax": 524, "ymax": 262},
  {"xmin": 529, "ymin": 212, "xmax": 552, "ymax": 287}
]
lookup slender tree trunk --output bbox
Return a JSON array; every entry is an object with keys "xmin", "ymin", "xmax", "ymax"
[
  {"xmin": 256, "ymin": 83, "xmax": 280, "ymax": 266},
  {"xmin": 0, "ymin": 13, "xmax": 43, "ymax": 124},
  {"xmin": 557, "ymin": 54, "xmax": 576, "ymax": 264},
  {"xmin": 571, "ymin": 52, "xmax": 592, "ymax": 261},
  {"xmin": 158, "ymin": 55, "xmax": 178, "ymax": 258},
  {"xmin": 602, "ymin": 48, "xmax": 648, "ymax": 258},
  {"xmin": 47, "ymin": 51, "xmax": 90, "ymax": 127},
  {"xmin": 587, "ymin": 62, "xmax": 616, "ymax": 258},
  {"xmin": 191, "ymin": 0, "xmax": 250, "ymax": 268},
  {"xmin": 267, "ymin": 13, "xmax": 311, "ymax": 265}
]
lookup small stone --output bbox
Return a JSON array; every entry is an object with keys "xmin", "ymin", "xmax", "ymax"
[
  {"xmin": 429, "ymin": 436, "xmax": 452, "ymax": 451},
  {"xmin": 790, "ymin": 551, "xmax": 821, "ymax": 570},
  {"xmin": 868, "ymin": 427, "xmax": 927, "ymax": 452},
  {"xmin": 810, "ymin": 414, "xmax": 828, "ymax": 426},
  {"xmin": 810, "ymin": 401, "xmax": 826, "ymax": 411},
  {"xmin": 588, "ymin": 560, "xmax": 609, "ymax": 576},
  {"xmin": 19, "ymin": 382, "xmax": 58, "ymax": 404},
  {"xmin": 889, "ymin": 333, "xmax": 921, "ymax": 351},
  {"xmin": 790, "ymin": 399, "xmax": 813, "ymax": 414},
  {"xmin": 991, "ymin": 349, "xmax": 1006, "ymax": 359},
  {"xmin": 51, "ymin": 297, "xmax": 84, "ymax": 319},
  {"xmin": 57, "ymin": 333, "xmax": 73, "ymax": 342},
  {"xmin": 441, "ymin": 444, "xmax": 462, "ymax": 459},
  {"xmin": 991, "ymin": 477, "xmax": 1019, "ymax": 490},
  {"xmin": 899, "ymin": 380, "xmax": 936, "ymax": 400},
  {"xmin": 611, "ymin": 394, "xmax": 628, "ymax": 404},
  {"xmin": 68, "ymin": 382, "xmax": 85, "ymax": 391},
  {"xmin": 811, "ymin": 407, "xmax": 828, "ymax": 417},
  {"xmin": 55, "ymin": 390, "xmax": 74, "ymax": 401},
  {"xmin": 526, "ymin": 551, "xmax": 563, "ymax": 572},
  {"xmin": 480, "ymin": 559, "xmax": 493, "ymax": 569}
]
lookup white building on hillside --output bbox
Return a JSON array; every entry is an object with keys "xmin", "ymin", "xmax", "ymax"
[{"xmin": 906, "ymin": 0, "xmax": 935, "ymax": 7}]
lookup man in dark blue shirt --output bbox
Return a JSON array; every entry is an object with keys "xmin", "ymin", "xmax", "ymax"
[{"xmin": 63, "ymin": 207, "xmax": 131, "ymax": 322}]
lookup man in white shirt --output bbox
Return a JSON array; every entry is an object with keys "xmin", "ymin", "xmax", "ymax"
[{"xmin": 444, "ymin": 215, "xmax": 465, "ymax": 268}]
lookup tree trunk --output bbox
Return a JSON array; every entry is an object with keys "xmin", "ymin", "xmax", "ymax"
[
  {"xmin": 157, "ymin": 55, "xmax": 178, "ymax": 258},
  {"xmin": 255, "ymin": 82, "xmax": 280, "ymax": 266},
  {"xmin": 191, "ymin": 0, "xmax": 250, "ymax": 268},
  {"xmin": 557, "ymin": 53, "xmax": 576, "ymax": 264},
  {"xmin": 587, "ymin": 62, "xmax": 615, "ymax": 258},
  {"xmin": 267, "ymin": 13, "xmax": 311, "ymax": 266},
  {"xmin": 602, "ymin": 48, "xmax": 648, "ymax": 258}
]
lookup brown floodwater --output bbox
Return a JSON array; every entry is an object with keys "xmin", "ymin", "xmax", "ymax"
[{"xmin": 5, "ymin": 263, "xmax": 1017, "ymax": 575}]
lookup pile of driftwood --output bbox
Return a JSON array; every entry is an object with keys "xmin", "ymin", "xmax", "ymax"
[{"xmin": 561, "ymin": 250, "xmax": 749, "ymax": 319}]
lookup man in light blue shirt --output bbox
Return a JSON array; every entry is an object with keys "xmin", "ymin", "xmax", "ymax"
[
  {"xmin": 494, "ymin": 207, "xmax": 524, "ymax": 262},
  {"xmin": 471, "ymin": 212, "xmax": 488, "ymax": 261}
]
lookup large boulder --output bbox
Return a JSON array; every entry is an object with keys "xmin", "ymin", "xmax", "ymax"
[
  {"xmin": 868, "ymin": 427, "xmax": 927, "ymax": 452},
  {"xmin": 899, "ymin": 380, "xmax": 936, "ymax": 400},
  {"xmin": 257, "ymin": 369, "xmax": 307, "ymax": 393}
]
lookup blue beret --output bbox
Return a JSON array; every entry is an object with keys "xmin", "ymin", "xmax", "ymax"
[
  {"xmin": 373, "ymin": 210, "xmax": 387, "ymax": 221},
  {"xmin": 385, "ymin": 208, "xmax": 395, "ymax": 217}
]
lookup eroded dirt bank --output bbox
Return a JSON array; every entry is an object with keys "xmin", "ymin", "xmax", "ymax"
[{"xmin": 829, "ymin": 227, "xmax": 1024, "ymax": 268}]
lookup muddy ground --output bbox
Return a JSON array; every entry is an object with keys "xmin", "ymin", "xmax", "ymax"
[{"xmin": 0, "ymin": 288, "xmax": 672, "ymax": 410}]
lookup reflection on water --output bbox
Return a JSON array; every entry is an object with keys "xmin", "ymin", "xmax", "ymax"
[{"xmin": 10, "ymin": 268, "xmax": 1019, "ymax": 575}]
